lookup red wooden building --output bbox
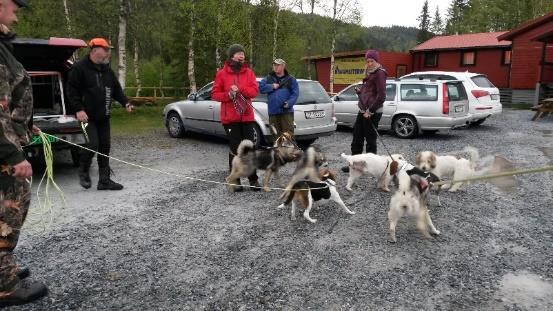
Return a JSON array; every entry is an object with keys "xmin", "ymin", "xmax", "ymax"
[
  {"xmin": 410, "ymin": 32, "xmax": 512, "ymax": 88},
  {"xmin": 303, "ymin": 50, "xmax": 411, "ymax": 93},
  {"xmin": 497, "ymin": 12, "xmax": 553, "ymax": 103}
]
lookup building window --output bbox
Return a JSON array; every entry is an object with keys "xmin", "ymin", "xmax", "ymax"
[
  {"xmin": 461, "ymin": 51, "xmax": 476, "ymax": 66},
  {"xmin": 502, "ymin": 50, "xmax": 512, "ymax": 65},
  {"xmin": 424, "ymin": 53, "xmax": 438, "ymax": 67},
  {"xmin": 396, "ymin": 65, "xmax": 407, "ymax": 78}
]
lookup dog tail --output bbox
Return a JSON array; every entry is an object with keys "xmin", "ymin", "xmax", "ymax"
[
  {"xmin": 237, "ymin": 139, "xmax": 255, "ymax": 156},
  {"xmin": 464, "ymin": 146, "xmax": 479, "ymax": 164}
]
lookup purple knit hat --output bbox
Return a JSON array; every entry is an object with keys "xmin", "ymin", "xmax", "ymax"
[{"xmin": 365, "ymin": 49, "xmax": 379, "ymax": 62}]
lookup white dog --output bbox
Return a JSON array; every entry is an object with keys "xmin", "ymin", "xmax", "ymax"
[
  {"xmin": 341, "ymin": 153, "xmax": 405, "ymax": 192},
  {"xmin": 388, "ymin": 172, "xmax": 440, "ymax": 242},
  {"xmin": 415, "ymin": 147, "xmax": 479, "ymax": 192}
]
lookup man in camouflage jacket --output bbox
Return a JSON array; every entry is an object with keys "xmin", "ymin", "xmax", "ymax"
[{"xmin": 0, "ymin": 0, "xmax": 48, "ymax": 306}]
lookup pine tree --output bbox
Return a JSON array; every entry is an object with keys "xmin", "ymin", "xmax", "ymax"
[
  {"xmin": 430, "ymin": 5, "xmax": 443, "ymax": 35},
  {"xmin": 445, "ymin": 0, "xmax": 469, "ymax": 35},
  {"xmin": 417, "ymin": 0, "xmax": 432, "ymax": 43}
]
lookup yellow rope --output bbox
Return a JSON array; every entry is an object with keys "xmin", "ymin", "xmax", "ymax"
[{"xmin": 27, "ymin": 131, "xmax": 66, "ymax": 232}]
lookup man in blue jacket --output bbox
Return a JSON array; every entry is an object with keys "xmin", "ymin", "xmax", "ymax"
[{"xmin": 258, "ymin": 58, "xmax": 299, "ymax": 139}]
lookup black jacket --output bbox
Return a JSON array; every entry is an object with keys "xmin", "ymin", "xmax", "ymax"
[{"xmin": 66, "ymin": 55, "xmax": 128, "ymax": 121}]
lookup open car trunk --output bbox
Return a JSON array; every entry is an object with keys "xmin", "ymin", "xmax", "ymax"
[{"xmin": 13, "ymin": 37, "xmax": 88, "ymax": 165}]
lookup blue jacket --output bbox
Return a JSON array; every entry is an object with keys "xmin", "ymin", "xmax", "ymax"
[{"xmin": 258, "ymin": 71, "xmax": 299, "ymax": 116}]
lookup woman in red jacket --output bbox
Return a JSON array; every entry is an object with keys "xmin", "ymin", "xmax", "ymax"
[{"xmin": 212, "ymin": 44, "xmax": 260, "ymax": 192}]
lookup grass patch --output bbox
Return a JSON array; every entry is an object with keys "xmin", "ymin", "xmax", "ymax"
[{"xmin": 110, "ymin": 104, "xmax": 166, "ymax": 135}]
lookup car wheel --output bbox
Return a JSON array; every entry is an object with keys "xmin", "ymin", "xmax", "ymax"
[
  {"xmin": 393, "ymin": 115, "xmax": 418, "ymax": 138},
  {"xmin": 167, "ymin": 112, "xmax": 185, "ymax": 138},
  {"xmin": 251, "ymin": 124, "xmax": 264, "ymax": 148},
  {"xmin": 471, "ymin": 118, "xmax": 486, "ymax": 126},
  {"xmin": 70, "ymin": 147, "xmax": 80, "ymax": 167}
]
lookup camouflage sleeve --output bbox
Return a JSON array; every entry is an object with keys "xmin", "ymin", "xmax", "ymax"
[
  {"xmin": 0, "ymin": 64, "xmax": 10, "ymax": 100},
  {"xmin": 0, "ymin": 65, "xmax": 25, "ymax": 165}
]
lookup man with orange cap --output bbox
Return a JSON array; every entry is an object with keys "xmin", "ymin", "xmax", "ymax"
[{"xmin": 67, "ymin": 37, "xmax": 133, "ymax": 190}]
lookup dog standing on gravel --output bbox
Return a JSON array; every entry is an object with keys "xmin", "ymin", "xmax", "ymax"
[
  {"xmin": 416, "ymin": 147, "xmax": 479, "ymax": 192},
  {"xmin": 226, "ymin": 133, "xmax": 303, "ymax": 192},
  {"xmin": 278, "ymin": 168, "xmax": 355, "ymax": 223},
  {"xmin": 388, "ymin": 171, "xmax": 441, "ymax": 243},
  {"xmin": 340, "ymin": 153, "xmax": 405, "ymax": 192}
]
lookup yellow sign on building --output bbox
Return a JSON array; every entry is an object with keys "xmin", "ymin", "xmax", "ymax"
[{"xmin": 334, "ymin": 57, "xmax": 366, "ymax": 84}]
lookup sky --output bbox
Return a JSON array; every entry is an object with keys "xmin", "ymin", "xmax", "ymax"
[{"xmin": 359, "ymin": 0, "xmax": 453, "ymax": 28}]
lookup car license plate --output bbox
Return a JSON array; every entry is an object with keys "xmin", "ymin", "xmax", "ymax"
[
  {"xmin": 490, "ymin": 94, "xmax": 499, "ymax": 100},
  {"xmin": 455, "ymin": 106, "xmax": 464, "ymax": 113},
  {"xmin": 305, "ymin": 110, "xmax": 325, "ymax": 119}
]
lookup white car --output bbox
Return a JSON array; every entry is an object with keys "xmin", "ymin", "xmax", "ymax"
[
  {"xmin": 333, "ymin": 79, "xmax": 470, "ymax": 138},
  {"xmin": 400, "ymin": 71, "xmax": 502, "ymax": 125},
  {"xmin": 163, "ymin": 79, "xmax": 337, "ymax": 146}
]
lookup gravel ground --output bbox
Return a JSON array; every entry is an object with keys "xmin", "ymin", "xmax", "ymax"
[{"xmin": 8, "ymin": 109, "xmax": 553, "ymax": 310}]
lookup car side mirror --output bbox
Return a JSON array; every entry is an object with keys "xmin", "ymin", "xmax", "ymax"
[
  {"xmin": 334, "ymin": 95, "xmax": 340, "ymax": 101},
  {"xmin": 188, "ymin": 93, "xmax": 197, "ymax": 101}
]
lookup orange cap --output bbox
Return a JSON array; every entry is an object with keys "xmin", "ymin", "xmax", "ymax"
[{"xmin": 88, "ymin": 38, "xmax": 113, "ymax": 49}]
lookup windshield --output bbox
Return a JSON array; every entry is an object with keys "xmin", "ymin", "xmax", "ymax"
[
  {"xmin": 254, "ymin": 81, "xmax": 331, "ymax": 104},
  {"xmin": 471, "ymin": 75, "xmax": 495, "ymax": 88}
]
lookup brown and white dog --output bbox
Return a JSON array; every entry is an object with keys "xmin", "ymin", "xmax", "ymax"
[
  {"xmin": 341, "ymin": 153, "xmax": 406, "ymax": 192},
  {"xmin": 226, "ymin": 133, "xmax": 303, "ymax": 192},
  {"xmin": 278, "ymin": 168, "xmax": 355, "ymax": 223},
  {"xmin": 388, "ymin": 171, "xmax": 441, "ymax": 243},
  {"xmin": 416, "ymin": 147, "xmax": 479, "ymax": 192}
]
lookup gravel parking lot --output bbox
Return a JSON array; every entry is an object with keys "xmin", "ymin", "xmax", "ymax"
[{"xmin": 10, "ymin": 109, "xmax": 553, "ymax": 310}]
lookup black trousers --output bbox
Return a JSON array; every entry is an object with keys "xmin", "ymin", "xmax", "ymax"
[
  {"xmin": 80, "ymin": 119, "xmax": 111, "ymax": 169},
  {"xmin": 223, "ymin": 122, "xmax": 258, "ymax": 181},
  {"xmin": 351, "ymin": 112, "xmax": 382, "ymax": 155}
]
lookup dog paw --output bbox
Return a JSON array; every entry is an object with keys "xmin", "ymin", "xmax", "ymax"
[
  {"xmin": 388, "ymin": 237, "xmax": 397, "ymax": 243},
  {"xmin": 346, "ymin": 187, "xmax": 353, "ymax": 191},
  {"xmin": 277, "ymin": 204, "xmax": 285, "ymax": 209},
  {"xmin": 306, "ymin": 218, "xmax": 317, "ymax": 223},
  {"xmin": 432, "ymin": 230, "xmax": 441, "ymax": 235},
  {"xmin": 448, "ymin": 188, "xmax": 458, "ymax": 193},
  {"xmin": 347, "ymin": 211, "xmax": 356, "ymax": 215},
  {"xmin": 263, "ymin": 187, "xmax": 271, "ymax": 192}
]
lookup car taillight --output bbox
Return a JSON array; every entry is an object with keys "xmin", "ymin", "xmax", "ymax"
[
  {"xmin": 442, "ymin": 84, "xmax": 449, "ymax": 115},
  {"xmin": 471, "ymin": 89, "xmax": 489, "ymax": 98}
]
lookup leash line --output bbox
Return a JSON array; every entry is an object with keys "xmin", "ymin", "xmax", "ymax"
[
  {"xmin": 432, "ymin": 165, "xmax": 553, "ymax": 186},
  {"xmin": 42, "ymin": 132, "xmax": 328, "ymax": 191}
]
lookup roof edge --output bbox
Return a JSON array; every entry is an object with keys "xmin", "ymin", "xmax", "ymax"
[{"xmin": 498, "ymin": 12, "xmax": 553, "ymax": 41}]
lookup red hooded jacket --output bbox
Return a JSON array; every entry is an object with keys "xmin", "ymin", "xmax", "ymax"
[{"xmin": 211, "ymin": 61, "xmax": 258, "ymax": 125}]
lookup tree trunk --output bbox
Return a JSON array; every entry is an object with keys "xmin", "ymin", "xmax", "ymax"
[
  {"xmin": 247, "ymin": 0, "xmax": 254, "ymax": 68},
  {"xmin": 62, "ymin": 0, "xmax": 73, "ymax": 35},
  {"xmin": 187, "ymin": 1, "xmax": 197, "ymax": 93},
  {"xmin": 272, "ymin": 0, "xmax": 280, "ymax": 60},
  {"xmin": 329, "ymin": 0, "xmax": 338, "ymax": 94},
  {"xmin": 133, "ymin": 39, "xmax": 142, "ymax": 97},
  {"xmin": 215, "ymin": 3, "xmax": 224, "ymax": 69},
  {"xmin": 117, "ymin": 0, "xmax": 128, "ymax": 89},
  {"xmin": 306, "ymin": 0, "xmax": 315, "ymax": 80}
]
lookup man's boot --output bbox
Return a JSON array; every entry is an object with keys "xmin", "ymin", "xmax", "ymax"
[
  {"xmin": 0, "ymin": 279, "xmax": 48, "ymax": 307},
  {"xmin": 97, "ymin": 167, "xmax": 124, "ymax": 190},
  {"xmin": 78, "ymin": 165, "xmax": 91, "ymax": 189}
]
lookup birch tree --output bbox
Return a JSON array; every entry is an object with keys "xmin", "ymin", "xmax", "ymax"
[
  {"xmin": 62, "ymin": 0, "xmax": 73, "ymax": 35},
  {"xmin": 187, "ymin": 0, "xmax": 197, "ymax": 93},
  {"xmin": 117, "ymin": 0, "xmax": 128, "ymax": 89}
]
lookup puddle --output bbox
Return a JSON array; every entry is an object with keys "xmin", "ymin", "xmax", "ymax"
[{"xmin": 494, "ymin": 271, "xmax": 553, "ymax": 309}]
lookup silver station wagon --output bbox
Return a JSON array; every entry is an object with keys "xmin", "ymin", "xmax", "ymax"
[
  {"xmin": 163, "ymin": 79, "xmax": 337, "ymax": 146},
  {"xmin": 333, "ymin": 79, "xmax": 471, "ymax": 138}
]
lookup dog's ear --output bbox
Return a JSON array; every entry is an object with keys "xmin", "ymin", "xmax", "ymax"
[
  {"xmin": 430, "ymin": 153, "xmax": 437, "ymax": 167},
  {"xmin": 415, "ymin": 153, "xmax": 422, "ymax": 165}
]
